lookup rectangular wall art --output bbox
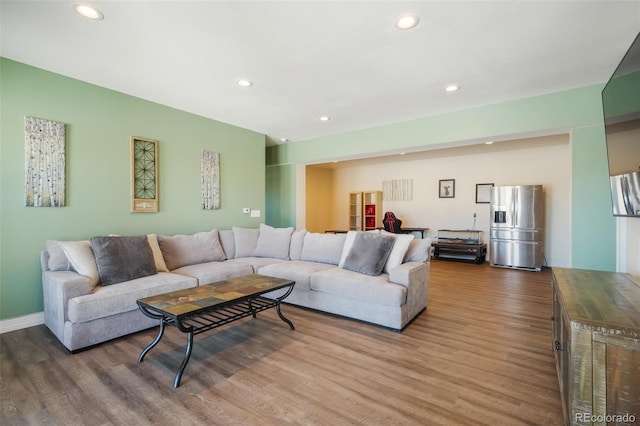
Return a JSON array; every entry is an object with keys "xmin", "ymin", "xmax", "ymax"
[
  {"xmin": 382, "ymin": 178, "xmax": 413, "ymax": 201},
  {"xmin": 24, "ymin": 116, "xmax": 66, "ymax": 207},
  {"xmin": 201, "ymin": 151, "xmax": 220, "ymax": 210},
  {"xmin": 131, "ymin": 136, "xmax": 158, "ymax": 212}
]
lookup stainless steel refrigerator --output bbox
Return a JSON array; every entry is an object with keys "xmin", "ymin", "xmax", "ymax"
[{"xmin": 490, "ymin": 185, "xmax": 544, "ymax": 271}]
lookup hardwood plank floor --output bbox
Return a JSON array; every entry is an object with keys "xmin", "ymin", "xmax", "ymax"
[{"xmin": 1, "ymin": 261, "xmax": 564, "ymax": 425}]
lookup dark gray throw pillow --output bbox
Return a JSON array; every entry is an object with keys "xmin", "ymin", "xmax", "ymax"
[
  {"xmin": 90, "ymin": 235, "xmax": 157, "ymax": 286},
  {"xmin": 342, "ymin": 232, "xmax": 395, "ymax": 276}
]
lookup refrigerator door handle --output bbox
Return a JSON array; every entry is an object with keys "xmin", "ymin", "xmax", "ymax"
[{"xmin": 513, "ymin": 189, "xmax": 518, "ymax": 227}]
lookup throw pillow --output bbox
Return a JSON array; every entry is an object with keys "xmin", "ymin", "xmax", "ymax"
[
  {"xmin": 90, "ymin": 235, "xmax": 157, "ymax": 286},
  {"xmin": 59, "ymin": 240, "xmax": 100, "ymax": 289},
  {"xmin": 253, "ymin": 223, "xmax": 294, "ymax": 260},
  {"xmin": 158, "ymin": 230, "xmax": 226, "ymax": 270},
  {"xmin": 300, "ymin": 232, "xmax": 347, "ymax": 265},
  {"xmin": 380, "ymin": 230, "xmax": 414, "ymax": 273},
  {"xmin": 339, "ymin": 229, "xmax": 382, "ymax": 267},
  {"xmin": 147, "ymin": 234, "xmax": 169, "ymax": 272},
  {"xmin": 342, "ymin": 232, "xmax": 396, "ymax": 276},
  {"xmin": 232, "ymin": 227, "xmax": 260, "ymax": 258}
]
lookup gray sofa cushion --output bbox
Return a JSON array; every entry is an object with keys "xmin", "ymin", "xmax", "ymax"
[
  {"xmin": 232, "ymin": 227, "xmax": 260, "ymax": 258},
  {"xmin": 67, "ymin": 272, "xmax": 197, "ymax": 323},
  {"xmin": 158, "ymin": 230, "xmax": 226, "ymax": 270},
  {"xmin": 342, "ymin": 232, "xmax": 395, "ymax": 276},
  {"xmin": 172, "ymin": 261, "xmax": 253, "ymax": 285},
  {"xmin": 253, "ymin": 223, "xmax": 294, "ymax": 260},
  {"xmin": 300, "ymin": 232, "xmax": 346, "ymax": 265},
  {"xmin": 258, "ymin": 260, "xmax": 336, "ymax": 291},
  {"xmin": 404, "ymin": 237, "xmax": 432, "ymax": 262},
  {"xmin": 310, "ymin": 268, "xmax": 407, "ymax": 307},
  {"xmin": 289, "ymin": 229, "xmax": 307, "ymax": 260},
  {"xmin": 90, "ymin": 235, "xmax": 157, "ymax": 286},
  {"xmin": 218, "ymin": 229, "xmax": 235, "ymax": 259},
  {"xmin": 45, "ymin": 240, "xmax": 71, "ymax": 271}
]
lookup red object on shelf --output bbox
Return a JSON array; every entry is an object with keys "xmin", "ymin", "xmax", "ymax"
[
  {"xmin": 366, "ymin": 217, "xmax": 375, "ymax": 228},
  {"xmin": 365, "ymin": 205, "xmax": 375, "ymax": 215}
]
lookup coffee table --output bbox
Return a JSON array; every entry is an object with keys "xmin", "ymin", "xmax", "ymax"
[{"xmin": 136, "ymin": 273, "xmax": 295, "ymax": 388}]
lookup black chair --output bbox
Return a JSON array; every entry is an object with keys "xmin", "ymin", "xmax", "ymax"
[{"xmin": 383, "ymin": 211, "xmax": 403, "ymax": 233}]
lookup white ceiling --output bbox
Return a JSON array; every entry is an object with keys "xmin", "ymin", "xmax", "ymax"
[{"xmin": 1, "ymin": 1, "xmax": 639, "ymax": 146}]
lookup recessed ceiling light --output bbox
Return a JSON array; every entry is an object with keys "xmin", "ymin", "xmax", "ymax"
[
  {"xmin": 395, "ymin": 14, "xmax": 419, "ymax": 30},
  {"xmin": 73, "ymin": 3, "xmax": 104, "ymax": 20},
  {"xmin": 237, "ymin": 79, "xmax": 253, "ymax": 87},
  {"xmin": 445, "ymin": 85, "xmax": 460, "ymax": 92},
  {"xmin": 280, "ymin": 137, "xmax": 288, "ymax": 143},
  {"xmin": 485, "ymin": 141, "xmax": 494, "ymax": 145},
  {"xmin": 319, "ymin": 116, "xmax": 331, "ymax": 122}
]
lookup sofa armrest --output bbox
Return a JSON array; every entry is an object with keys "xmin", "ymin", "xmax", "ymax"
[
  {"xmin": 389, "ymin": 261, "xmax": 429, "ymax": 287},
  {"xmin": 42, "ymin": 270, "xmax": 92, "ymax": 342},
  {"xmin": 390, "ymin": 261, "xmax": 430, "ymax": 323}
]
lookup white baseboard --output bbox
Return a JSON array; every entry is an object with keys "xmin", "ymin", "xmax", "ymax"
[{"xmin": 0, "ymin": 312, "xmax": 45, "ymax": 334}]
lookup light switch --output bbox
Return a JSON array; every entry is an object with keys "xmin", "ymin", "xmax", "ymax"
[{"xmin": 250, "ymin": 209, "xmax": 261, "ymax": 218}]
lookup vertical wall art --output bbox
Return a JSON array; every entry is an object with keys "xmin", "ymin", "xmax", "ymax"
[
  {"xmin": 24, "ymin": 116, "xmax": 66, "ymax": 207},
  {"xmin": 382, "ymin": 178, "xmax": 413, "ymax": 201},
  {"xmin": 131, "ymin": 136, "xmax": 158, "ymax": 212},
  {"xmin": 201, "ymin": 151, "xmax": 220, "ymax": 210}
]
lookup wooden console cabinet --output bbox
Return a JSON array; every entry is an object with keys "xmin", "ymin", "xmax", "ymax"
[{"xmin": 551, "ymin": 268, "xmax": 640, "ymax": 426}]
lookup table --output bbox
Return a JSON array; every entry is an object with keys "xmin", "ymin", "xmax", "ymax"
[
  {"xmin": 400, "ymin": 227, "xmax": 429, "ymax": 239},
  {"xmin": 137, "ymin": 274, "xmax": 295, "ymax": 388},
  {"xmin": 431, "ymin": 242, "xmax": 487, "ymax": 264}
]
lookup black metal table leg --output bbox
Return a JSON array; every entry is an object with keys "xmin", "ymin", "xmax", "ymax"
[
  {"xmin": 276, "ymin": 301, "xmax": 295, "ymax": 330},
  {"xmin": 174, "ymin": 331, "xmax": 194, "ymax": 388},
  {"xmin": 138, "ymin": 317, "xmax": 166, "ymax": 363}
]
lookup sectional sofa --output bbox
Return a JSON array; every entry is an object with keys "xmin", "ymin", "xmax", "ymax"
[{"xmin": 41, "ymin": 224, "xmax": 431, "ymax": 352}]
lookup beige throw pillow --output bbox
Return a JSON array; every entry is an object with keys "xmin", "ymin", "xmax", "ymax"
[{"xmin": 59, "ymin": 240, "xmax": 100, "ymax": 289}]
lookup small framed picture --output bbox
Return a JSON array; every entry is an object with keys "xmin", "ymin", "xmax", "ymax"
[
  {"xmin": 439, "ymin": 179, "xmax": 455, "ymax": 198},
  {"xmin": 476, "ymin": 183, "xmax": 494, "ymax": 204}
]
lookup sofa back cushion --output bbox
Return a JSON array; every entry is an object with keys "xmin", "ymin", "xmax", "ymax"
[
  {"xmin": 45, "ymin": 240, "xmax": 72, "ymax": 271},
  {"xmin": 252, "ymin": 223, "xmax": 294, "ymax": 260},
  {"xmin": 218, "ymin": 229, "xmax": 235, "ymax": 259},
  {"xmin": 158, "ymin": 230, "xmax": 226, "ymax": 270},
  {"xmin": 289, "ymin": 229, "xmax": 307, "ymax": 260},
  {"xmin": 404, "ymin": 237, "xmax": 432, "ymax": 262},
  {"xmin": 90, "ymin": 235, "xmax": 157, "ymax": 286},
  {"xmin": 232, "ymin": 227, "xmax": 260, "ymax": 258},
  {"xmin": 300, "ymin": 232, "xmax": 346, "ymax": 265}
]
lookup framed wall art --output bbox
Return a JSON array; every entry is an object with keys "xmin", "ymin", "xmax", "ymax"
[
  {"xmin": 201, "ymin": 150, "xmax": 220, "ymax": 210},
  {"xmin": 131, "ymin": 136, "xmax": 158, "ymax": 212},
  {"xmin": 476, "ymin": 183, "xmax": 494, "ymax": 203},
  {"xmin": 24, "ymin": 116, "xmax": 66, "ymax": 207},
  {"xmin": 439, "ymin": 179, "xmax": 455, "ymax": 198}
]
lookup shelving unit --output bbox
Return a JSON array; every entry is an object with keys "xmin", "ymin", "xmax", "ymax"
[
  {"xmin": 348, "ymin": 191, "xmax": 382, "ymax": 231},
  {"xmin": 348, "ymin": 192, "xmax": 362, "ymax": 231},
  {"xmin": 362, "ymin": 191, "xmax": 382, "ymax": 231}
]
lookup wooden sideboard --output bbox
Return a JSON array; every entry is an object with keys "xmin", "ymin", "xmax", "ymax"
[{"xmin": 551, "ymin": 268, "xmax": 640, "ymax": 425}]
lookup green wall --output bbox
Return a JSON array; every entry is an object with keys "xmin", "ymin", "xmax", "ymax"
[
  {"xmin": 1, "ymin": 58, "xmax": 266, "ymax": 320},
  {"xmin": 266, "ymin": 84, "xmax": 617, "ymax": 270}
]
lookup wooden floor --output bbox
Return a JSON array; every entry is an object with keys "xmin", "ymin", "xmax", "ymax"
[{"xmin": 1, "ymin": 261, "xmax": 564, "ymax": 425}]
